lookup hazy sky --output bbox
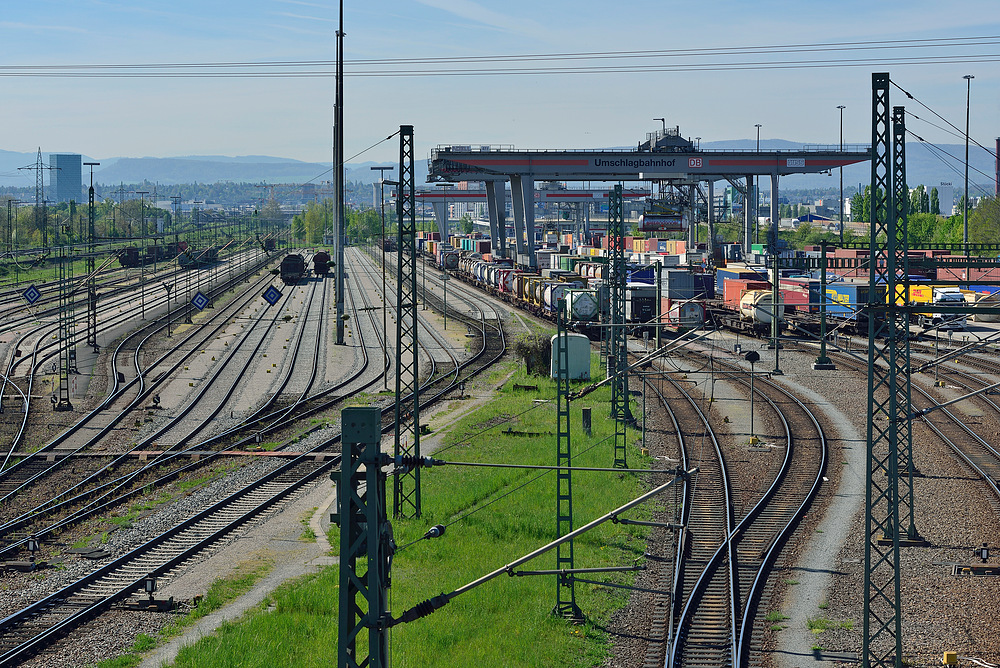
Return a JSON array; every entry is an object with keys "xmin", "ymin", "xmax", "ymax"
[{"xmin": 2, "ymin": 0, "xmax": 997, "ymax": 168}]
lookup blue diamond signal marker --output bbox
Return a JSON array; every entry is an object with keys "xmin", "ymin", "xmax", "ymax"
[
  {"xmin": 263, "ymin": 285, "xmax": 283, "ymax": 306},
  {"xmin": 191, "ymin": 291, "xmax": 210, "ymax": 310},
  {"xmin": 22, "ymin": 285, "xmax": 42, "ymax": 305}
]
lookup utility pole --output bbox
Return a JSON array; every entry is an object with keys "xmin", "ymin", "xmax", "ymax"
[
  {"xmin": 863, "ymin": 74, "xmax": 926, "ymax": 668},
  {"xmin": 18, "ymin": 149, "xmax": 58, "ymax": 247},
  {"xmin": 963, "ymin": 74, "xmax": 974, "ymax": 249},
  {"xmin": 335, "ymin": 407, "xmax": 391, "ymax": 668},
  {"xmin": 54, "ymin": 243, "xmax": 74, "ymax": 411}
]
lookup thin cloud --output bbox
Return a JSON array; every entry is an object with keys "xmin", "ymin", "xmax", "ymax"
[
  {"xmin": 275, "ymin": 0, "xmax": 328, "ymax": 8},
  {"xmin": 415, "ymin": 0, "xmax": 545, "ymax": 38},
  {"xmin": 273, "ymin": 23, "xmax": 335, "ymax": 38},
  {"xmin": 275, "ymin": 11, "xmax": 337, "ymax": 23},
  {"xmin": 0, "ymin": 21, "xmax": 86, "ymax": 34}
]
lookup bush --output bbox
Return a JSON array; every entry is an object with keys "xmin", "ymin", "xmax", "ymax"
[{"xmin": 512, "ymin": 333, "xmax": 551, "ymax": 376}]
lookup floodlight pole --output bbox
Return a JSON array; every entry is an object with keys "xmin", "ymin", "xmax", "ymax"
[
  {"xmin": 334, "ymin": 0, "xmax": 346, "ymax": 345},
  {"xmin": 963, "ymin": 74, "xmax": 974, "ymax": 250}
]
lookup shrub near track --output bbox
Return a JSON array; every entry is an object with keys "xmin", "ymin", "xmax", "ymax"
[{"xmin": 169, "ymin": 354, "xmax": 651, "ymax": 668}]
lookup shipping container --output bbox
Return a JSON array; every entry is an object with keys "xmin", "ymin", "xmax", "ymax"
[
  {"xmin": 723, "ymin": 278, "xmax": 770, "ymax": 308},
  {"xmin": 716, "ymin": 267, "xmax": 768, "ymax": 294}
]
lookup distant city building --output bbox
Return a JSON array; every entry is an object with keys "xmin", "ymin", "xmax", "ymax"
[
  {"xmin": 49, "ymin": 154, "xmax": 83, "ymax": 203},
  {"xmin": 936, "ymin": 182, "xmax": 954, "ymax": 216}
]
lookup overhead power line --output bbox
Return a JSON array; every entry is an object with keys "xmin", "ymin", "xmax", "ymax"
[
  {"xmin": 0, "ymin": 35, "xmax": 997, "ymax": 77},
  {"xmin": 891, "ymin": 78, "xmax": 998, "ymax": 160}
]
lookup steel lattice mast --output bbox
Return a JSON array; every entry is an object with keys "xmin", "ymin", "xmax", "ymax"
[
  {"xmin": 336, "ymin": 407, "xmax": 390, "ymax": 668},
  {"xmin": 607, "ymin": 184, "xmax": 629, "ymax": 468},
  {"xmin": 863, "ymin": 73, "xmax": 906, "ymax": 668},
  {"xmin": 55, "ymin": 245, "xmax": 74, "ymax": 411},
  {"xmin": 393, "ymin": 125, "xmax": 421, "ymax": 518},
  {"xmin": 85, "ymin": 163, "xmax": 100, "ymax": 351},
  {"xmin": 891, "ymin": 106, "xmax": 922, "ymax": 543},
  {"xmin": 18, "ymin": 149, "xmax": 56, "ymax": 247},
  {"xmin": 554, "ymin": 299, "xmax": 581, "ymax": 618}
]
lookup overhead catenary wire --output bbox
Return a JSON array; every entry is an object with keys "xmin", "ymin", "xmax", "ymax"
[
  {"xmin": 3, "ymin": 54, "xmax": 1000, "ymax": 78},
  {"xmin": 905, "ymin": 129, "xmax": 996, "ymax": 198},
  {"xmin": 396, "ymin": 431, "xmax": 622, "ymax": 553},
  {"xmin": 0, "ymin": 35, "xmax": 998, "ymax": 78},
  {"xmin": 2, "ymin": 35, "xmax": 999, "ymax": 71},
  {"xmin": 891, "ymin": 78, "xmax": 999, "ymax": 160}
]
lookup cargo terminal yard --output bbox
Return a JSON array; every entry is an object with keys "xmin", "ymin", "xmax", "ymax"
[{"xmin": 2, "ymin": 80, "xmax": 1000, "ymax": 668}]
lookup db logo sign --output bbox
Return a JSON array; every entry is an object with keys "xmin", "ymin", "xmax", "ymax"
[{"xmin": 688, "ymin": 157, "xmax": 703, "ymax": 168}]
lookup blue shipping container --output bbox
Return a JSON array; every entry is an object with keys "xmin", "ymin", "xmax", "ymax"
[
  {"xmin": 824, "ymin": 283, "xmax": 886, "ymax": 319},
  {"xmin": 715, "ymin": 268, "xmax": 767, "ymax": 294}
]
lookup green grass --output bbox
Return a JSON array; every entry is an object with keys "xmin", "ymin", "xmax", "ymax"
[
  {"xmin": 299, "ymin": 510, "xmax": 317, "ymax": 543},
  {"xmin": 93, "ymin": 561, "xmax": 274, "ymax": 668},
  {"xmin": 807, "ymin": 617, "xmax": 854, "ymax": 634},
  {"xmin": 168, "ymin": 353, "xmax": 653, "ymax": 667},
  {"xmin": 764, "ymin": 610, "xmax": 790, "ymax": 622},
  {"xmin": 94, "ymin": 634, "xmax": 158, "ymax": 668}
]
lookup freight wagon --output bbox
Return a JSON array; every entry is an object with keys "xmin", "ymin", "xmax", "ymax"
[{"xmin": 279, "ymin": 254, "xmax": 308, "ymax": 284}]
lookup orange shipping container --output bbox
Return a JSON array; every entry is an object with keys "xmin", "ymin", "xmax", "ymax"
[{"xmin": 723, "ymin": 279, "xmax": 770, "ymax": 308}]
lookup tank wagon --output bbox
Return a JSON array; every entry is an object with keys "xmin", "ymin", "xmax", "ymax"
[
  {"xmin": 280, "ymin": 253, "xmax": 308, "ymax": 284},
  {"xmin": 313, "ymin": 250, "xmax": 332, "ymax": 276}
]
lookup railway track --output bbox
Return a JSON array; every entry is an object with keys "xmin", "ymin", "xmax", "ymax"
[
  {"xmin": 0, "ymin": 268, "xmax": 323, "ymax": 553},
  {"xmin": 0, "ymin": 252, "xmax": 282, "ymax": 508},
  {"xmin": 0, "ymin": 246, "xmax": 509, "ymax": 666},
  {"xmin": 831, "ymin": 347, "xmax": 1000, "ymax": 505},
  {"xmin": 661, "ymin": 344, "xmax": 827, "ymax": 668}
]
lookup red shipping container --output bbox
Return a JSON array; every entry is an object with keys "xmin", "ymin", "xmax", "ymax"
[
  {"xmin": 476, "ymin": 240, "xmax": 491, "ymax": 254},
  {"xmin": 427, "ymin": 232, "xmax": 441, "ymax": 241},
  {"xmin": 779, "ymin": 284, "xmax": 813, "ymax": 312},
  {"xmin": 723, "ymin": 278, "xmax": 769, "ymax": 308},
  {"xmin": 644, "ymin": 238, "xmax": 661, "ymax": 252},
  {"xmin": 675, "ymin": 240, "xmax": 686, "ymax": 255}
]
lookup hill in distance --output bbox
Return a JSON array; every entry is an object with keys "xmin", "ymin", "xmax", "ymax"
[{"xmin": 0, "ymin": 143, "xmax": 992, "ymax": 196}]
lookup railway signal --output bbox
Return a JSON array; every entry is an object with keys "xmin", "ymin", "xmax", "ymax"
[
  {"xmin": 745, "ymin": 350, "xmax": 760, "ymax": 445},
  {"xmin": 262, "ymin": 285, "xmax": 283, "ymax": 306},
  {"xmin": 22, "ymin": 284, "xmax": 41, "ymax": 305},
  {"xmin": 191, "ymin": 291, "xmax": 209, "ymax": 311}
]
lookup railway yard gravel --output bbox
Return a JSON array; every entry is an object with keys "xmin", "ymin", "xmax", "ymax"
[
  {"xmin": 9, "ymin": 259, "xmax": 1000, "ymax": 668},
  {"xmin": 603, "ymin": 330, "xmax": 1000, "ymax": 667}
]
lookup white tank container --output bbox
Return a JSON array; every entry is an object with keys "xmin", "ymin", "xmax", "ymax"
[
  {"xmin": 669, "ymin": 300, "xmax": 705, "ymax": 329},
  {"xmin": 566, "ymin": 290, "xmax": 600, "ymax": 322},
  {"xmin": 739, "ymin": 289, "xmax": 781, "ymax": 324},
  {"xmin": 550, "ymin": 332, "xmax": 592, "ymax": 380}
]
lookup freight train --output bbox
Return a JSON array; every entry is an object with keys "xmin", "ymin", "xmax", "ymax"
[
  {"xmin": 432, "ymin": 245, "xmax": 707, "ymax": 336},
  {"xmin": 708, "ymin": 263, "xmax": 884, "ymax": 336},
  {"xmin": 178, "ymin": 245, "xmax": 220, "ymax": 269},
  {"xmin": 118, "ymin": 242, "xmax": 184, "ymax": 268},
  {"xmin": 279, "ymin": 253, "xmax": 308, "ymax": 284},
  {"xmin": 313, "ymin": 250, "xmax": 331, "ymax": 276}
]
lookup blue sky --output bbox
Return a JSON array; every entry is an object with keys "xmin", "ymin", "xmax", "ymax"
[{"xmin": 1, "ymin": 0, "xmax": 997, "ymax": 170}]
